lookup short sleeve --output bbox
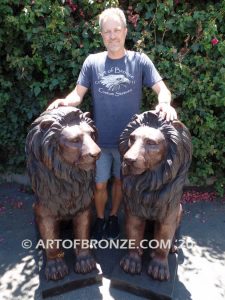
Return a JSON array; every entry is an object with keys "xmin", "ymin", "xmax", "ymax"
[
  {"xmin": 140, "ymin": 53, "xmax": 162, "ymax": 88},
  {"xmin": 77, "ymin": 55, "xmax": 92, "ymax": 88}
]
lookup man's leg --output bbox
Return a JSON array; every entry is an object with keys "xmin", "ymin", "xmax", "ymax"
[
  {"xmin": 110, "ymin": 148, "xmax": 123, "ymax": 216},
  {"xmin": 105, "ymin": 148, "xmax": 122, "ymax": 239},
  {"xmin": 110, "ymin": 177, "xmax": 122, "ymax": 216},
  {"xmin": 94, "ymin": 182, "xmax": 108, "ymax": 219},
  {"xmin": 92, "ymin": 149, "xmax": 112, "ymax": 240}
]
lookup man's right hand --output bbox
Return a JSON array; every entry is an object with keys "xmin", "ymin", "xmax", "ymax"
[
  {"xmin": 47, "ymin": 99, "xmax": 69, "ymax": 110},
  {"xmin": 47, "ymin": 85, "xmax": 87, "ymax": 110}
]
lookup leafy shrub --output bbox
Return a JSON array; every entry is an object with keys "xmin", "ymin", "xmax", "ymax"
[{"xmin": 0, "ymin": 0, "xmax": 224, "ymax": 194}]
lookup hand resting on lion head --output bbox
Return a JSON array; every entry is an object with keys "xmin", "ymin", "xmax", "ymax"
[
  {"xmin": 119, "ymin": 110, "xmax": 192, "ymax": 281},
  {"xmin": 25, "ymin": 106, "xmax": 101, "ymax": 281}
]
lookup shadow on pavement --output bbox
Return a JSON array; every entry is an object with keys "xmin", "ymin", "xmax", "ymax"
[{"xmin": 1, "ymin": 183, "xmax": 225, "ymax": 300}]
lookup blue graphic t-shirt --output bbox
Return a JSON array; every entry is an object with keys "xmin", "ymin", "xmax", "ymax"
[{"xmin": 77, "ymin": 51, "xmax": 162, "ymax": 147}]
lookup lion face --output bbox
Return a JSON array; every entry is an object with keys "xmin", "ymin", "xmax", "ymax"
[
  {"xmin": 122, "ymin": 126, "xmax": 167, "ymax": 175},
  {"xmin": 59, "ymin": 122, "xmax": 101, "ymax": 171}
]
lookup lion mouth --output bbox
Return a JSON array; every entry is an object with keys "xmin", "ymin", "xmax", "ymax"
[
  {"xmin": 122, "ymin": 163, "xmax": 145, "ymax": 176},
  {"xmin": 128, "ymin": 166, "xmax": 145, "ymax": 175},
  {"xmin": 76, "ymin": 161, "xmax": 96, "ymax": 171}
]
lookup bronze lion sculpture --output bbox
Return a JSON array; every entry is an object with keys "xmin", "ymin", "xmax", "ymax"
[
  {"xmin": 119, "ymin": 111, "xmax": 192, "ymax": 281},
  {"xmin": 25, "ymin": 106, "xmax": 101, "ymax": 281}
]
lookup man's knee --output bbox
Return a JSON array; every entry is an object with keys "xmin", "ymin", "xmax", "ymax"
[
  {"xmin": 95, "ymin": 182, "xmax": 108, "ymax": 192},
  {"xmin": 113, "ymin": 178, "xmax": 122, "ymax": 187}
]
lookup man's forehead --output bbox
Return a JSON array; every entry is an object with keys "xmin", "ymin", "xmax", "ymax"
[{"xmin": 102, "ymin": 15, "xmax": 123, "ymax": 28}]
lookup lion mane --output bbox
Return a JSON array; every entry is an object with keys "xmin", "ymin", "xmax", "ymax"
[
  {"xmin": 25, "ymin": 106, "xmax": 98, "ymax": 218},
  {"xmin": 119, "ymin": 111, "xmax": 192, "ymax": 221}
]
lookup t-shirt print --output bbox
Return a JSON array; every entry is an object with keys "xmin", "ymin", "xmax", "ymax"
[{"xmin": 95, "ymin": 66, "xmax": 135, "ymax": 96}]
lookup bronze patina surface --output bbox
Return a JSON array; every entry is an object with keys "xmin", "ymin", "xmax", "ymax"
[
  {"xmin": 25, "ymin": 107, "xmax": 101, "ymax": 281},
  {"xmin": 119, "ymin": 111, "xmax": 192, "ymax": 281}
]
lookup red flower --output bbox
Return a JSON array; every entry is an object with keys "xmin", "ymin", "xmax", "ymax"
[
  {"xmin": 211, "ymin": 38, "xmax": 219, "ymax": 46},
  {"xmin": 66, "ymin": 0, "xmax": 77, "ymax": 12}
]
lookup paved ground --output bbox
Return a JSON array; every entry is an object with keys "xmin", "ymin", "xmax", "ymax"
[{"xmin": 0, "ymin": 182, "xmax": 225, "ymax": 300}]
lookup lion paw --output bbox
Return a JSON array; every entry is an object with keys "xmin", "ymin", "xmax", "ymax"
[
  {"xmin": 45, "ymin": 258, "xmax": 69, "ymax": 281},
  {"xmin": 147, "ymin": 257, "xmax": 170, "ymax": 281},
  {"xmin": 120, "ymin": 253, "xmax": 142, "ymax": 274},
  {"xmin": 74, "ymin": 254, "xmax": 96, "ymax": 274}
]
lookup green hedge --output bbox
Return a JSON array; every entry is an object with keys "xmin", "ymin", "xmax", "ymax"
[{"xmin": 0, "ymin": 0, "xmax": 224, "ymax": 194}]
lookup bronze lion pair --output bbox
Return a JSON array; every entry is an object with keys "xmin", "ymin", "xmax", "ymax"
[{"xmin": 26, "ymin": 106, "xmax": 192, "ymax": 281}]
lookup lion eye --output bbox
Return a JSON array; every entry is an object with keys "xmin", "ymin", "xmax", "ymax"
[
  {"xmin": 71, "ymin": 137, "xmax": 80, "ymax": 143},
  {"xmin": 91, "ymin": 133, "xmax": 96, "ymax": 140},
  {"xmin": 145, "ymin": 139, "xmax": 156, "ymax": 145},
  {"xmin": 129, "ymin": 136, "xmax": 135, "ymax": 144}
]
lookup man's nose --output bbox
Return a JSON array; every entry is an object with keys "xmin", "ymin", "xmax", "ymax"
[{"xmin": 109, "ymin": 31, "xmax": 116, "ymax": 39}]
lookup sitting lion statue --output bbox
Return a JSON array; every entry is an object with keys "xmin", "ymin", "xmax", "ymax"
[
  {"xmin": 25, "ymin": 106, "xmax": 101, "ymax": 281},
  {"xmin": 119, "ymin": 111, "xmax": 192, "ymax": 281}
]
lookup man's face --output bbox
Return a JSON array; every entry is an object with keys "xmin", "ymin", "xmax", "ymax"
[{"xmin": 101, "ymin": 15, "xmax": 127, "ymax": 56}]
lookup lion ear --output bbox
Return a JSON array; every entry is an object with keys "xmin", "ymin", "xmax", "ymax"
[
  {"xmin": 40, "ymin": 119, "xmax": 55, "ymax": 131},
  {"xmin": 130, "ymin": 114, "xmax": 139, "ymax": 121},
  {"xmin": 83, "ymin": 112, "xmax": 91, "ymax": 118},
  {"xmin": 172, "ymin": 120, "xmax": 184, "ymax": 131}
]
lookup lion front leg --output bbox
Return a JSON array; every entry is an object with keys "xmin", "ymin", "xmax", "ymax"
[
  {"xmin": 147, "ymin": 205, "xmax": 181, "ymax": 281},
  {"xmin": 34, "ymin": 203, "xmax": 69, "ymax": 281},
  {"xmin": 120, "ymin": 210, "xmax": 145, "ymax": 275},
  {"xmin": 72, "ymin": 208, "xmax": 96, "ymax": 274}
]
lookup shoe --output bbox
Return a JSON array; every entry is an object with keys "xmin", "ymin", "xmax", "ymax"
[
  {"xmin": 105, "ymin": 215, "xmax": 120, "ymax": 240},
  {"xmin": 91, "ymin": 218, "xmax": 105, "ymax": 241}
]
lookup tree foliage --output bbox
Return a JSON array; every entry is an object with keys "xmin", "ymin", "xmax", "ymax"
[{"xmin": 0, "ymin": 0, "xmax": 224, "ymax": 193}]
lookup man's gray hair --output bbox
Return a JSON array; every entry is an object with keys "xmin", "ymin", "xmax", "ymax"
[{"xmin": 99, "ymin": 7, "xmax": 127, "ymax": 31}]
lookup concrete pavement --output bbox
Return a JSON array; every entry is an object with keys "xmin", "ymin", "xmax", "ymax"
[{"xmin": 0, "ymin": 182, "xmax": 224, "ymax": 300}]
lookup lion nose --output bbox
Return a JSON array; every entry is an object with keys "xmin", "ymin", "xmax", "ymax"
[
  {"xmin": 90, "ymin": 152, "xmax": 101, "ymax": 160},
  {"xmin": 124, "ymin": 156, "xmax": 136, "ymax": 165}
]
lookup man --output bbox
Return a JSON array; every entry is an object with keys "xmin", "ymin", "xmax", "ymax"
[{"xmin": 48, "ymin": 8, "xmax": 177, "ymax": 240}]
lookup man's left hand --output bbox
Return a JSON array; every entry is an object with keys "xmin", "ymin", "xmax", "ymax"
[{"xmin": 155, "ymin": 103, "xmax": 177, "ymax": 122}]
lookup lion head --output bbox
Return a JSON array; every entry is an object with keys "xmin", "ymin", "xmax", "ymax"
[
  {"xmin": 25, "ymin": 106, "xmax": 101, "ymax": 218},
  {"xmin": 119, "ymin": 111, "xmax": 192, "ymax": 221}
]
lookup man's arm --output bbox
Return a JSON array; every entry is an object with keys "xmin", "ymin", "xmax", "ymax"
[
  {"xmin": 152, "ymin": 80, "xmax": 177, "ymax": 121},
  {"xmin": 47, "ymin": 84, "xmax": 88, "ymax": 110}
]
